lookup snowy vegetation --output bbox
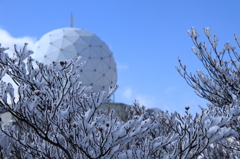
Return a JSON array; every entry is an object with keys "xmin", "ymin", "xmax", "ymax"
[{"xmin": 0, "ymin": 27, "xmax": 239, "ymax": 158}]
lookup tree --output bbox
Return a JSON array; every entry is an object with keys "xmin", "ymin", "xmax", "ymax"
[
  {"xmin": 0, "ymin": 44, "xmax": 158, "ymax": 158},
  {"xmin": 176, "ymin": 27, "xmax": 240, "ymax": 108},
  {"xmin": 176, "ymin": 27, "xmax": 240, "ymax": 158},
  {"xmin": 0, "ymin": 31, "xmax": 239, "ymax": 158}
]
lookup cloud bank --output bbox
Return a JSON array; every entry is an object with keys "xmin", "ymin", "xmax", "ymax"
[
  {"xmin": 0, "ymin": 28, "xmax": 36, "ymax": 55},
  {"xmin": 0, "ymin": 28, "xmax": 36, "ymax": 101},
  {"xmin": 117, "ymin": 64, "xmax": 128, "ymax": 70},
  {"xmin": 122, "ymin": 88, "xmax": 133, "ymax": 99}
]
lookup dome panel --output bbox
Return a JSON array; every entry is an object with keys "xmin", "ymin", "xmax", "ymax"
[
  {"xmin": 82, "ymin": 61, "xmax": 95, "ymax": 71},
  {"xmin": 56, "ymin": 51, "xmax": 68, "ymax": 62},
  {"xmin": 102, "ymin": 57, "xmax": 111, "ymax": 66},
  {"xmin": 63, "ymin": 29, "xmax": 79, "ymax": 37},
  {"xmin": 81, "ymin": 72, "xmax": 91, "ymax": 83},
  {"xmin": 65, "ymin": 35, "xmax": 80, "ymax": 43},
  {"xmin": 45, "ymin": 52, "xmax": 59, "ymax": 61},
  {"xmin": 97, "ymin": 62, "xmax": 109, "ymax": 73},
  {"xmin": 79, "ymin": 73, "xmax": 90, "ymax": 85},
  {"xmin": 37, "ymin": 45, "xmax": 49, "ymax": 57},
  {"xmin": 61, "ymin": 38, "xmax": 73, "ymax": 48},
  {"xmin": 81, "ymin": 36, "xmax": 92, "ymax": 44},
  {"xmin": 89, "ymin": 58, "xmax": 101, "ymax": 68},
  {"xmin": 74, "ymin": 44, "xmax": 87, "ymax": 53},
  {"xmin": 75, "ymin": 38, "xmax": 88, "ymax": 45},
  {"xmin": 62, "ymin": 51, "xmax": 76, "ymax": 60},
  {"xmin": 94, "ymin": 77, "xmax": 106, "ymax": 87},
  {"xmin": 49, "ymin": 32, "xmax": 64, "ymax": 42},
  {"xmin": 62, "ymin": 45, "xmax": 77, "ymax": 59},
  {"xmin": 89, "ymin": 47, "xmax": 102, "ymax": 58},
  {"xmin": 93, "ymin": 72, "xmax": 103, "ymax": 82},
  {"xmin": 90, "ymin": 35, "xmax": 103, "ymax": 46},
  {"xmin": 83, "ymin": 70, "xmax": 95, "ymax": 82},
  {"xmin": 76, "ymin": 30, "xmax": 94, "ymax": 37},
  {"xmin": 46, "ymin": 45, "xmax": 59, "ymax": 54},
  {"xmin": 101, "ymin": 44, "xmax": 112, "ymax": 56},
  {"xmin": 38, "ymin": 35, "xmax": 50, "ymax": 47},
  {"xmin": 79, "ymin": 47, "xmax": 92, "ymax": 57},
  {"xmin": 105, "ymin": 69, "xmax": 112, "ymax": 77},
  {"xmin": 62, "ymin": 45, "xmax": 77, "ymax": 53},
  {"xmin": 109, "ymin": 59, "xmax": 117, "ymax": 70},
  {"xmin": 51, "ymin": 39, "xmax": 63, "ymax": 48}
]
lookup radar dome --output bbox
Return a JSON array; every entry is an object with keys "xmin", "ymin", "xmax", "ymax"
[{"xmin": 32, "ymin": 27, "xmax": 117, "ymax": 93}]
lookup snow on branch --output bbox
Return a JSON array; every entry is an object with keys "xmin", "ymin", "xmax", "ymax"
[{"xmin": 0, "ymin": 38, "xmax": 239, "ymax": 158}]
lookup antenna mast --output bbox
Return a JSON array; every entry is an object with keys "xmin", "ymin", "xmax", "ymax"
[{"xmin": 71, "ymin": 13, "xmax": 74, "ymax": 27}]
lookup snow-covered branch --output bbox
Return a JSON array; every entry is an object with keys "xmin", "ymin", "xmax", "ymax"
[{"xmin": 0, "ymin": 34, "xmax": 239, "ymax": 158}]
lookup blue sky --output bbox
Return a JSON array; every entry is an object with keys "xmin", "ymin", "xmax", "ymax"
[{"xmin": 0, "ymin": 0, "xmax": 240, "ymax": 115}]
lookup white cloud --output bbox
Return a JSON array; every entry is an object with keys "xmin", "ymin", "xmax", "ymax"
[
  {"xmin": 135, "ymin": 94, "xmax": 172, "ymax": 111},
  {"xmin": 165, "ymin": 86, "xmax": 175, "ymax": 94},
  {"xmin": 120, "ymin": 87, "xmax": 172, "ymax": 111},
  {"xmin": 135, "ymin": 94, "xmax": 157, "ymax": 108},
  {"xmin": 0, "ymin": 28, "xmax": 36, "ymax": 56},
  {"xmin": 122, "ymin": 88, "xmax": 132, "ymax": 99},
  {"xmin": 117, "ymin": 64, "xmax": 128, "ymax": 70},
  {"xmin": 0, "ymin": 28, "xmax": 36, "ymax": 101}
]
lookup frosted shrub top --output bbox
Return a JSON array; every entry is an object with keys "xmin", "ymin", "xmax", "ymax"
[{"xmin": 32, "ymin": 27, "xmax": 117, "ymax": 93}]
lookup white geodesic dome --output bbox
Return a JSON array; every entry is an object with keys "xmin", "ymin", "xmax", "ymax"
[{"xmin": 32, "ymin": 27, "xmax": 117, "ymax": 93}]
